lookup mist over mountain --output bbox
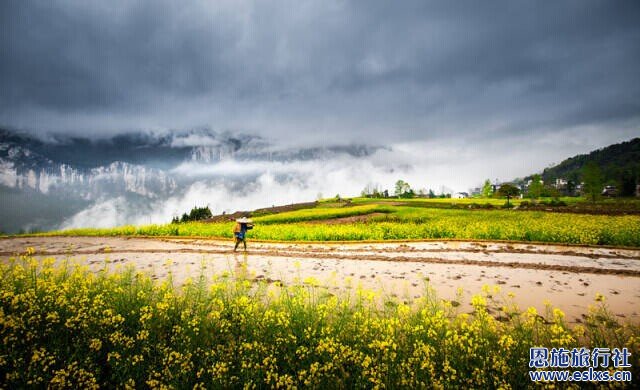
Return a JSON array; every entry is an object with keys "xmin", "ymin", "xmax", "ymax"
[
  {"xmin": 0, "ymin": 128, "xmax": 384, "ymax": 233},
  {"xmin": 3, "ymin": 126, "xmax": 639, "ymax": 233}
]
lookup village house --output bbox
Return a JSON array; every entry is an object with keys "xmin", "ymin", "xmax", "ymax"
[{"xmin": 554, "ymin": 178, "xmax": 568, "ymax": 189}]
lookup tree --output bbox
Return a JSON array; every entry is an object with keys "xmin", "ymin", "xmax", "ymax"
[
  {"xmin": 481, "ymin": 179, "xmax": 492, "ymax": 198},
  {"xmin": 394, "ymin": 180, "xmax": 405, "ymax": 197},
  {"xmin": 394, "ymin": 180, "xmax": 412, "ymax": 198},
  {"xmin": 528, "ymin": 174, "xmax": 543, "ymax": 199},
  {"xmin": 497, "ymin": 184, "xmax": 520, "ymax": 206},
  {"xmin": 619, "ymin": 169, "xmax": 637, "ymax": 197},
  {"xmin": 541, "ymin": 185, "xmax": 561, "ymax": 199},
  {"xmin": 582, "ymin": 162, "xmax": 602, "ymax": 202},
  {"xmin": 175, "ymin": 206, "xmax": 213, "ymax": 223},
  {"xmin": 188, "ymin": 206, "xmax": 212, "ymax": 221},
  {"xmin": 566, "ymin": 180, "xmax": 576, "ymax": 196},
  {"xmin": 362, "ymin": 183, "xmax": 382, "ymax": 198},
  {"xmin": 361, "ymin": 184, "xmax": 373, "ymax": 197},
  {"xmin": 428, "ymin": 189, "xmax": 435, "ymax": 198}
]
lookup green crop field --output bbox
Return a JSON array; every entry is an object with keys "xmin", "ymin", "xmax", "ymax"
[{"xmin": 27, "ymin": 198, "xmax": 640, "ymax": 247}]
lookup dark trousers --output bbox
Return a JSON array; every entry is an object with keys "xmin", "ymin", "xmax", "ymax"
[{"xmin": 234, "ymin": 236, "xmax": 246, "ymax": 251}]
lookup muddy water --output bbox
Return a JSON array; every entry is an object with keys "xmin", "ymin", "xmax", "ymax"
[{"xmin": 2, "ymin": 236, "xmax": 639, "ymax": 323}]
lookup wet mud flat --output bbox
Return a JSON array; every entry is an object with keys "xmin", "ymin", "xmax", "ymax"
[{"xmin": 2, "ymin": 236, "xmax": 639, "ymax": 323}]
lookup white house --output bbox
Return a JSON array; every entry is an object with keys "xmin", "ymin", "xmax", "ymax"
[{"xmin": 554, "ymin": 178, "xmax": 568, "ymax": 189}]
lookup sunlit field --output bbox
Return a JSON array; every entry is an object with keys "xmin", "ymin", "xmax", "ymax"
[
  {"xmin": 30, "ymin": 200, "xmax": 640, "ymax": 247},
  {"xmin": 2, "ymin": 253, "xmax": 638, "ymax": 388}
]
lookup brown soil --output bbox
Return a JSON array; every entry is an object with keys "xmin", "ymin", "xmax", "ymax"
[
  {"xmin": 303, "ymin": 212, "xmax": 387, "ymax": 225},
  {"xmin": 203, "ymin": 201, "xmax": 319, "ymax": 223},
  {"xmin": 3, "ymin": 237, "xmax": 639, "ymax": 323},
  {"xmin": 515, "ymin": 205, "xmax": 640, "ymax": 216}
]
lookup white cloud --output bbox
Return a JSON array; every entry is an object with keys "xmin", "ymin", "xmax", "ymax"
[
  {"xmin": 170, "ymin": 133, "xmax": 222, "ymax": 148},
  {"xmin": 59, "ymin": 197, "xmax": 132, "ymax": 229},
  {"xmin": 57, "ymin": 123, "xmax": 639, "ymax": 230}
]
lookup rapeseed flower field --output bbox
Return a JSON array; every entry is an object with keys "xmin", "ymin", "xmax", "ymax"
[
  {"xmin": 1, "ymin": 252, "xmax": 638, "ymax": 388},
  {"xmin": 34, "ymin": 204, "xmax": 640, "ymax": 247}
]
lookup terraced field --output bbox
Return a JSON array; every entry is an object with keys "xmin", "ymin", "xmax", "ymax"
[{"xmin": 33, "ymin": 198, "xmax": 640, "ymax": 247}]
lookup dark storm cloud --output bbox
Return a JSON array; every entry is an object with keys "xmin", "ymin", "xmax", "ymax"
[{"xmin": 1, "ymin": 0, "xmax": 639, "ymax": 143}]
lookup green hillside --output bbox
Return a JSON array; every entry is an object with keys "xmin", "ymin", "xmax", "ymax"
[{"xmin": 531, "ymin": 138, "xmax": 639, "ymax": 196}]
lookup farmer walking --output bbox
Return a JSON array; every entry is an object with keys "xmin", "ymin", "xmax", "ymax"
[{"xmin": 233, "ymin": 217, "xmax": 253, "ymax": 251}]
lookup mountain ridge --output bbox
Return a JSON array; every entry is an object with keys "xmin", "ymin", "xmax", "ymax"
[
  {"xmin": 0, "ymin": 128, "xmax": 383, "ymax": 233},
  {"xmin": 516, "ymin": 137, "xmax": 640, "ymax": 195}
]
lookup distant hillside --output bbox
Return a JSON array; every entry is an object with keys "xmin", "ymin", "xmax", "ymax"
[{"xmin": 526, "ymin": 137, "xmax": 639, "ymax": 195}]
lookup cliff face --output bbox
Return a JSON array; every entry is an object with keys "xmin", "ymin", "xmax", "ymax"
[
  {"xmin": 0, "ymin": 128, "xmax": 381, "ymax": 232},
  {"xmin": 0, "ymin": 144, "xmax": 176, "ymax": 198}
]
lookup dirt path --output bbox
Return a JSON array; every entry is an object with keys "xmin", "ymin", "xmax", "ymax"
[{"xmin": 2, "ymin": 236, "xmax": 639, "ymax": 324}]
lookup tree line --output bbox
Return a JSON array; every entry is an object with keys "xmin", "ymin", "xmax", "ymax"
[{"xmin": 171, "ymin": 206, "xmax": 213, "ymax": 223}]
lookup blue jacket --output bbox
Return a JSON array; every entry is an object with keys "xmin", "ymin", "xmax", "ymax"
[{"xmin": 234, "ymin": 223, "xmax": 253, "ymax": 239}]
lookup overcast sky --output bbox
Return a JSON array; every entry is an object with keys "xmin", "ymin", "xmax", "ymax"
[{"xmin": 1, "ymin": 1, "xmax": 639, "ymax": 186}]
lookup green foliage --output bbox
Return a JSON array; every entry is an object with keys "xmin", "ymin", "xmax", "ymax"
[
  {"xmin": 394, "ymin": 180, "xmax": 414, "ymax": 198},
  {"xmin": 566, "ymin": 180, "xmax": 577, "ymax": 196},
  {"xmin": 497, "ymin": 184, "xmax": 520, "ymax": 206},
  {"xmin": 620, "ymin": 169, "xmax": 637, "ymax": 197},
  {"xmin": 528, "ymin": 175, "xmax": 543, "ymax": 199},
  {"xmin": 541, "ymin": 199, "xmax": 568, "ymax": 207},
  {"xmin": 540, "ymin": 185, "xmax": 561, "ymax": 198},
  {"xmin": 541, "ymin": 137, "xmax": 639, "ymax": 195},
  {"xmin": 174, "ymin": 206, "xmax": 213, "ymax": 223},
  {"xmin": 481, "ymin": 179, "xmax": 492, "ymax": 198},
  {"xmin": 582, "ymin": 162, "xmax": 603, "ymax": 202}
]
